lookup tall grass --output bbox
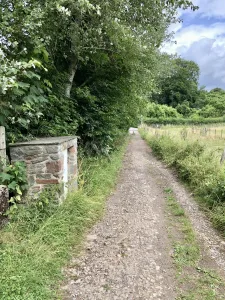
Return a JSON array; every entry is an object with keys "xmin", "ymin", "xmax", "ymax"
[
  {"xmin": 140, "ymin": 128, "xmax": 225, "ymax": 235},
  {"xmin": 0, "ymin": 142, "xmax": 127, "ymax": 299}
]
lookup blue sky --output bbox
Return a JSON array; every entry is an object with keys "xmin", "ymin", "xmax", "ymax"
[{"xmin": 163, "ymin": 0, "xmax": 225, "ymax": 90}]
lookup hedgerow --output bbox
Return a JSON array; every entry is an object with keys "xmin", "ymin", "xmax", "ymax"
[{"xmin": 144, "ymin": 116, "xmax": 225, "ymax": 126}]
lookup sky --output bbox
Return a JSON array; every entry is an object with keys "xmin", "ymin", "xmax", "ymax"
[{"xmin": 163, "ymin": 0, "xmax": 225, "ymax": 90}]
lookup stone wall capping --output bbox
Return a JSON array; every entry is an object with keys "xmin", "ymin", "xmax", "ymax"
[{"xmin": 9, "ymin": 136, "xmax": 77, "ymax": 147}]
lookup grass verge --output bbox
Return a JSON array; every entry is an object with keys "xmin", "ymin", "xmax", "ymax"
[
  {"xmin": 165, "ymin": 188, "xmax": 225, "ymax": 299},
  {"xmin": 0, "ymin": 142, "xmax": 127, "ymax": 299},
  {"xmin": 139, "ymin": 128, "xmax": 225, "ymax": 236}
]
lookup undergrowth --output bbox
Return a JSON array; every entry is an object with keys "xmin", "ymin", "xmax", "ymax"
[
  {"xmin": 140, "ymin": 128, "xmax": 225, "ymax": 235},
  {"xmin": 0, "ymin": 141, "xmax": 127, "ymax": 299}
]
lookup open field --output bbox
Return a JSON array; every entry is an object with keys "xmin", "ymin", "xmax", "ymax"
[{"xmin": 142, "ymin": 124, "xmax": 225, "ymax": 160}]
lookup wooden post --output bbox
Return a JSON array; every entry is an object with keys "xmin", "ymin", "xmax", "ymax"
[
  {"xmin": 0, "ymin": 128, "xmax": 8, "ymax": 223},
  {"xmin": 0, "ymin": 185, "xmax": 9, "ymax": 224},
  {"xmin": 0, "ymin": 127, "xmax": 6, "ymax": 165}
]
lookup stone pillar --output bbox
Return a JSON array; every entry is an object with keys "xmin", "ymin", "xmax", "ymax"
[
  {"xmin": 68, "ymin": 141, "xmax": 78, "ymax": 191},
  {"xmin": 10, "ymin": 136, "xmax": 78, "ymax": 200}
]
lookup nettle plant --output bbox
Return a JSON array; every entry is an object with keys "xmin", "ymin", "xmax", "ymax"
[{"xmin": 0, "ymin": 161, "xmax": 28, "ymax": 214}]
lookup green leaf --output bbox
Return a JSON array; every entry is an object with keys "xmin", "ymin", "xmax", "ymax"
[
  {"xmin": 15, "ymin": 195, "xmax": 21, "ymax": 201},
  {"xmin": 16, "ymin": 186, "xmax": 22, "ymax": 195},
  {"xmin": 17, "ymin": 82, "xmax": 30, "ymax": 90},
  {"xmin": 8, "ymin": 181, "xmax": 18, "ymax": 191},
  {"xmin": 0, "ymin": 173, "xmax": 13, "ymax": 183}
]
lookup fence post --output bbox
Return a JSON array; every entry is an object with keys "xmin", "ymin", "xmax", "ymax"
[
  {"xmin": 0, "ymin": 127, "xmax": 8, "ymax": 224},
  {"xmin": 0, "ymin": 127, "xmax": 6, "ymax": 165}
]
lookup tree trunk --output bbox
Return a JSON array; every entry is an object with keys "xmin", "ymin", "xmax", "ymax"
[{"xmin": 65, "ymin": 59, "xmax": 77, "ymax": 98}]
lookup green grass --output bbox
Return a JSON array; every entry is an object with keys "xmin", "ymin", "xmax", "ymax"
[
  {"xmin": 0, "ymin": 142, "xmax": 127, "ymax": 299},
  {"xmin": 164, "ymin": 188, "xmax": 225, "ymax": 300},
  {"xmin": 140, "ymin": 126, "xmax": 225, "ymax": 236},
  {"xmin": 165, "ymin": 188, "xmax": 199, "ymax": 268}
]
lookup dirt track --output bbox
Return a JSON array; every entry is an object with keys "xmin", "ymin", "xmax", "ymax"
[{"xmin": 63, "ymin": 133, "xmax": 225, "ymax": 300}]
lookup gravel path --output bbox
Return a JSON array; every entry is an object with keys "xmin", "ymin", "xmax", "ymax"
[{"xmin": 63, "ymin": 133, "xmax": 225, "ymax": 299}]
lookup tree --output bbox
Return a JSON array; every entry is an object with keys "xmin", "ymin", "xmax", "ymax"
[
  {"xmin": 197, "ymin": 89, "xmax": 225, "ymax": 117},
  {"xmin": 152, "ymin": 57, "xmax": 200, "ymax": 108},
  {"xmin": 146, "ymin": 102, "xmax": 181, "ymax": 118},
  {"xmin": 1, "ymin": 0, "xmax": 198, "ymax": 152}
]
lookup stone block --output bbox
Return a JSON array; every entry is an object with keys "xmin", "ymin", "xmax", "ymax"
[
  {"xmin": 24, "ymin": 146, "xmax": 46, "ymax": 157},
  {"xmin": 45, "ymin": 145, "xmax": 60, "ymax": 154},
  {"xmin": 46, "ymin": 160, "xmax": 63, "ymax": 174},
  {"xmin": 67, "ymin": 139, "xmax": 77, "ymax": 149},
  {"xmin": 36, "ymin": 173, "xmax": 52, "ymax": 180},
  {"xmin": 10, "ymin": 147, "xmax": 25, "ymax": 161},
  {"xmin": 27, "ymin": 146, "xmax": 46, "ymax": 156},
  {"xmin": 31, "ymin": 185, "xmax": 42, "ymax": 194},
  {"xmin": 27, "ymin": 163, "xmax": 46, "ymax": 174},
  {"xmin": 49, "ymin": 154, "xmax": 60, "ymax": 161},
  {"xmin": 31, "ymin": 155, "xmax": 49, "ymax": 164},
  {"xmin": 0, "ymin": 185, "xmax": 9, "ymax": 220},
  {"xmin": 27, "ymin": 175, "xmax": 36, "ymax": 186},
  {"xmin": 68, "ymin": 145, "xmax": 76, "ymax": 154},
  {"xmin": 69, "ymin": 164, "xmax": 77, "ymax": 176},
  {"xmin": 36, "ymin": 178, "xmax": 59, "ymax": 184},
  {"xmin": 61, "ymin": 142, "xmax": 68, "ymax": 151}
]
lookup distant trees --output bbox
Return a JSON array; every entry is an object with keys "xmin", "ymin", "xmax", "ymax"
[
  {"xmin": 146, "ymin": 102, "xmax": 181, "ymax": 119},
  {"xmin": 195, "ymin": 89, "xmax": 225, "ymax": 118},
  {"xmin": 152, "ymin": 57, "xmax": 200, "ymax": 108},
  {"xmin": 147, "ymin": 53, "xmax": 225, "ymax": 120}
]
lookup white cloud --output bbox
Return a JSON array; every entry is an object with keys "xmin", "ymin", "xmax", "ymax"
[
  {"xmin": 189, "ymin": 0, "xmax": 225, "ymax": 19},
  {"xmin": 164, "ymin": 23, "xmax": 225, "ymax": 54},
  {"xmin": 162, "ymin": 15, "xmax": 225, "ymax": 90},
  {"xmin": 183, "ymin": 36, "xmax": 225, "ymax": 89}
]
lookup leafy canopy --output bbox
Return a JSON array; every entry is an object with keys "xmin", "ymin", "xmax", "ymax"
[{"xmin": 0, "ymin": 0, "xmax": 197, "ymax": 152}]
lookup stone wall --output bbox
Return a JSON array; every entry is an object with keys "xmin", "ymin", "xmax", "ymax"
[{"xmin": 10, "ymin": 136, "xmax": 77, "ymax": 199}]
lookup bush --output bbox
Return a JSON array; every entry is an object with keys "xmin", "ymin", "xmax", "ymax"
[{"xmin": 0, "ymin": 161, "xmax": 28, "ymax": 214}]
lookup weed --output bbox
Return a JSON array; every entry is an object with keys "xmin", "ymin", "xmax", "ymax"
[
  {"xmin": 0, "ymin": 161, "xmax": 28, "ymax": 215},
  {"xmin": 102, "ymin": 283, "xmax": 111, "ymax": 291},
  {"xmin": 164, "ymin": 187, "xmax": 173, "ymax": 194}
]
